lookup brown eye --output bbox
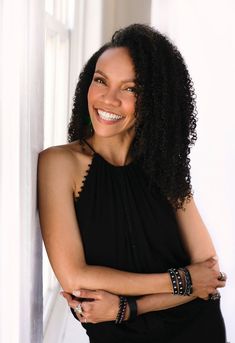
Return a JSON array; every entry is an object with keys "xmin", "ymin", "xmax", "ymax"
[
  {"xmin": 93, "ymin": 77, "xmax": 105, "ymax": 85},
  {"xmin": 125, "ymin": 87, "xmax": 136, "ymax": 93}
]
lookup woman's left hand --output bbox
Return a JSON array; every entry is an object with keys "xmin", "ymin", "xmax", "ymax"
[{"xmin": 61, "ymin": 289, "xmax": 121, "ymax": 324}]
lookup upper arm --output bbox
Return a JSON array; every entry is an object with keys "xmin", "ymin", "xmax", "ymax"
[
  {"xmin": 175, "ymin": 196, "xmax": 218, "ymax": 266},
  {"xmin": 37, "ymin": 147, "xmax": 86, "ymax": 291}
]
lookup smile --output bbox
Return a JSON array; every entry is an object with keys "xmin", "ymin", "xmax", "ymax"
[{"xmin": 97, "ymin": 109, "xmax": 123, "ymax": 122}]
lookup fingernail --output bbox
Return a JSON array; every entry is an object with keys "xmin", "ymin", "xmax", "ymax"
[{"xmin": 72, "ymin": 290, "xmax": 80, "ymax": 296}]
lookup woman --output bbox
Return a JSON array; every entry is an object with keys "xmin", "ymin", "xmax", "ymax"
[{"xmin": 38, "ymin": 24, "xmax": 227, "ymax": 342}]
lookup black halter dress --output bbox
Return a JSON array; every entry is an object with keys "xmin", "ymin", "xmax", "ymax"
[{"xmin": 72, "ymin": 139, "xmax": 226, "ymax": 343}]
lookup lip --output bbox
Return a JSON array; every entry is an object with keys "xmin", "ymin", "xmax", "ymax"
[{"xmin": 94, "ymin": 108, "xmax": 124, "ymax": 125}]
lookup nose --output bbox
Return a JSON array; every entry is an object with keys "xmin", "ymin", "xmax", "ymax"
[{"xmin": 101, "ymin": 88, "xmax": 121, "ymax": 107}]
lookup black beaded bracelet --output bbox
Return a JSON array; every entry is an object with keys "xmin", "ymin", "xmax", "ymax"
[
  {"xmin": 168, "ymin": 268, "xmax": 178, "ymax": 294},
  {"xmin": 175, "ymin": 268, "xmax": 184, "ymax": 295},
  {"xmin": 126, "ymin": 297, "xmax": 138, "ymax": 321},
  {"xmin": 168, "ymin": 268, "xmax": 184, "ymax": 295},
  {"xmin": 115, "ymin": 296, "xmax": 128, "ymax": 324}
]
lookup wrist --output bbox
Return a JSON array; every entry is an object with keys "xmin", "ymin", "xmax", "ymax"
[{"xmin": 163, "ymin": 272, "xmax": 173, "ymax": 293}]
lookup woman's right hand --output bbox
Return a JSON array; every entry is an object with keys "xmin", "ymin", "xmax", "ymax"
[{"xmin": 186, "ymin": 257, "xmax": 227, "ymax": 300}]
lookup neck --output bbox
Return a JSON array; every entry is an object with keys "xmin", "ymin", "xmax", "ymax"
[{"xmin": 90, "ymin": 131, "xmax": 135, "ymax": 166}]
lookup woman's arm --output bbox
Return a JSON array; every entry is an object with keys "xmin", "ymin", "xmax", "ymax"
[
  {"xmin": 136, "ymin": 293, "xmax": 197, "ymax": 314},
  {"xmin": 134, "ymin": 197, "xmax": 224, "ymax": 313},
  {"xmin": 62, "ymin": 289, "xmax": 198, "ymax": 324},
  {"xmin": 175, "ymin": 196, "xmax": 220, "ymax": 272},
  {"xmin": 38, "ymin": 147, "xmax": 223, "ymax": 297}
]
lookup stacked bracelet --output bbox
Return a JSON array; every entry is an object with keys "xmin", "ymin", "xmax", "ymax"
[
  {"xmin": 179, "ymin": 267, "xmax": 193, "ymax": 296},
  {"xmin": 115, "ymin": 296, "xmax": 128, "ymax": 324},
  {"xmin": 126, "ymin": 297, "xmax": 138, "ymax": 321},
  {"xmin": 168, "ymin": 266, "xmax": 193, "ymax": 296},
  {"xmin": 168, "ymin": 268, "xmax": 184, "ymax": 295}
]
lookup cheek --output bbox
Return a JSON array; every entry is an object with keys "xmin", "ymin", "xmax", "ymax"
[
  {"xmin": 88, "ymin": 83, "xmax": 103, "ymax": 102},
  {"xmin": 122, "ymin": 96, "xmax": 136, "ymax": 116},
  {"xmin": 87, "ymin": 85, "xmax": 105, "ymax": 111}
]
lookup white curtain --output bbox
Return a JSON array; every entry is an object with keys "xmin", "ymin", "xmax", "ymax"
[{"xmin": 0, "ymin": 0, "xmax": 44, "ymax": 342}]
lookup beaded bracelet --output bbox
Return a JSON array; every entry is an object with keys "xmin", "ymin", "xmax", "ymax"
[
  {"xmin": 168, "ymin": 268, "xmax": 179, "ymax": 295},
  {"xmin": 115, "ymin": 296, "xmax": 128, "ymax": 324},
  {"xmin": 168, "ymin": 268, "xmax": 184, "ymax": 295}
]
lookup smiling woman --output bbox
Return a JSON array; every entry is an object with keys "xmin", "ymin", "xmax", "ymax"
[
  {"xmin": 38, "ymin": 23, "xmax": 227, "ymax": 343},
  {"xmin": 87, "ymin": 47, "xmax": 137, "ymax": 164}
]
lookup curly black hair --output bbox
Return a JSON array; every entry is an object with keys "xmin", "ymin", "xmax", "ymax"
[{"xmin": 68, "ymin": 24, "xmax": 198, "ymax": 211}]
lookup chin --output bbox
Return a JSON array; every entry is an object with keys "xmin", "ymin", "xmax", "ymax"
[{"xmin": 93, "ymin": 129, "xmax": 122, "ymax": 139}]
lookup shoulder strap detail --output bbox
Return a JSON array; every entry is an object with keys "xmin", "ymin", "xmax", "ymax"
[{"xmin": 82, "ymin": 139, "xmax": 96, "ymax": 153}]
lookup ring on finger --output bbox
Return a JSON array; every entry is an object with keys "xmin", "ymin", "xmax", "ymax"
[
  {"xmin": 218, "ymin": 272, "xmax": 227, "ymax": 281},
  {"xmin": 74, "ymin": 304, "xmax": 83, "ymax": 315}
]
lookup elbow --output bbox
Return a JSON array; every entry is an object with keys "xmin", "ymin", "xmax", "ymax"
[
  {"xmin": 191, "ymin": 252, "xmax": 218, "ymax": 264},
  {"xmin": 190, "ymin": 254, "xmax": 220, "ymax": 271},
  {"xmin": 61, "ymin": 266, "xmax": 89, "ymax": 293}
]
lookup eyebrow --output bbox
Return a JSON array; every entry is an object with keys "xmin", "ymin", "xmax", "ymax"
[{"xmin": 94, "ymin": 69, "xmax": 136, "ymax": 83}]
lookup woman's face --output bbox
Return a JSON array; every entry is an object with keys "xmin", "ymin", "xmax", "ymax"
[{"xmin": 87, "ymin": 47, "xmax": 137, "ymax": 138}]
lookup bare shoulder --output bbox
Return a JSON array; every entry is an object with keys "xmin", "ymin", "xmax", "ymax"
[
  {"xmin": 175, "ymin": 196, "xmax": 196, "ymax": 217},
  {"xmin": 38, "ymin": 141, "xmax": 93, "ymax": 195},
  {"xmin": 39, "ymin": 140, "xmax": 80, "ymax": 162},
  {"xmin": 38, "ymin": 140, "xmax": 92, "ymax": 170}
]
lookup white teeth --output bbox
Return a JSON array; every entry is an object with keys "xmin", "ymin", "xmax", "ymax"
[{"xmin": 97, "ymin": 109, "xmax": 123, "ymax": 121}]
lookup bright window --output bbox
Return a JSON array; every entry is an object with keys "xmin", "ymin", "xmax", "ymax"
[{"xmin": 43, "ymin": 0, "xmax": 75, "ymax": 325}]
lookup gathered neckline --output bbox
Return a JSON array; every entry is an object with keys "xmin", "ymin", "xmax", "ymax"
[
  {"xmin": 74, "ymin": 144, "xmax": 135, "ymax": 202},
  {"xmin": 95, "ymin": 152, "xmax": 135, "ymax": 169},
  {"xmin": 82, "ymin": 138, "xmax": 135, "ymax": 169}
]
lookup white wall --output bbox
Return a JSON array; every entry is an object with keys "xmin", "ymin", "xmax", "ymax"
[
  {"xmin": 151, "ymin": 0, "xmax": 235, "ymax": 341},
  {"xmin": 101, "ymin": 0, "xmax": 151, "ymax": 42},
  {"xmin": 0, "ymin": 0, "xmax": 44, "ymax": 342}
]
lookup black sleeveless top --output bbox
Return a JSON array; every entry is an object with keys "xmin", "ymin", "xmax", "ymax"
[{"xmin": 73, "ymin": 139, "xmax": 226, "ymax": 343}]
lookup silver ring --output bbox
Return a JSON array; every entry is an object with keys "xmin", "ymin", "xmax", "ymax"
[
  {"xmin": 74, "ymin": 304, "xmax": 83, "ymax": 315},
  {"xmin": 218, "ymin": 272, "xmax": 227, "ymax": 281}
]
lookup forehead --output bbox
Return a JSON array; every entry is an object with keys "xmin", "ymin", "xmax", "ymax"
[{"xmin": 95, "ymin": 47, "xmax": 135, "ymax": 80}]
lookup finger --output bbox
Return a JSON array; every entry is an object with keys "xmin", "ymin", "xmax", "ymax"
[
  {"xmin": 80, "ymin": 315, "xmax": 88, "ymax": 324},
  {"xmin": 60, "ymin": 292, "xmax": 73, "ymax": 301},
  {"xmin": 81, "ymin": 300, "xmax": 95, "ymax": 312},
  {"xmin": 217, "ymin": 281, "xmax": 226, "ymax": 288},
  {"xmin": 72, "ymin": 302, "xmax": 85, "ymax": 317},
  {"xmin": 60, "ymin": 291, "xmax": 71, "ymax": 297},
  {"xmin": 72, "ymin": 289, "xmax": 101, "ymax": 300},
  {"xmin": 74, "ymin": 311, "xmax": 82, "ymax": 321},
  {"xmin": 69, "ymin": 300, "xmax": 83, "ymax": 308}
]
